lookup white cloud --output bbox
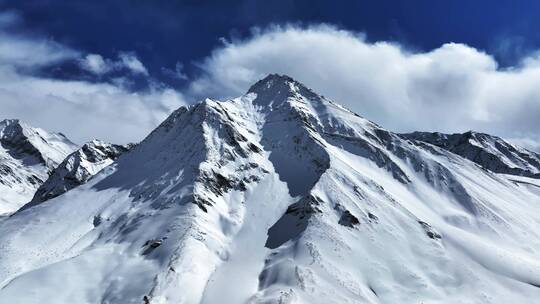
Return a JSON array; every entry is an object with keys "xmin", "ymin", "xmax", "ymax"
[
  {"xmin": 80, "ymin": 52, "xmax": 149, "ymax": 76},
  {"xmin": 0, "ymin": 10, "xmax": 20, "ymax": 27},
  {"xmin": 2, "ymin": 21, "xmax": 540, "ymax": 151},
  {"xmin": 189, "ymin": 25, "xmax": 540, "ymax": 150},
  {"xmin": 80, "ymin": 54, "xmax": 109, "ymax": 75},
  {"xmin": 0, "ymin": 64, "xmax": 183, "ymax": 144},
  {"xmin": 508, "ymin": 137, "xmax": 540, "ymax": 153},
  {"xmin": 0, "ymin": 35, "xmax": 78, "ymax": 69},
  {"xmin": 0, "ymin": 65, "xmax": 183, "ymax": 144},
  {"xmin": 0, "ymin": 11, "xmax": 78, "ymax": 68},
  {"xmin": 0, "ymin": 17, "xmax": 183, "ymax": 144},
  {"xmin": 118, "ymin": 52, "xmax": 148, "ymax": 75},
  {"xmin": 162, "ymin": 62, "xmax": 188, "ymax": 80}
]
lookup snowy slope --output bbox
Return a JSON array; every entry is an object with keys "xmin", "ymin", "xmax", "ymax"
[
  {"xmin": 20, "ymin": 139, "xmax": 131, "ymax": 210},
  {"xmin": 0, "ymin": 119, "xmax": 77, "ymax": 215},
  {"xmin": 0, "ymin": 75, "xmax": 539, "ymax": 304},
  {"xmin": 401, "ymin": 131, "xmax": 540, "ymax": 178}
]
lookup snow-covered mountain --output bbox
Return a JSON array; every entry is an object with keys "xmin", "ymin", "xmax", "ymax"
[
  {"xmin": 0, "ymin": 75, "xmax": 540, "ymax": 303},
  {"xmin": 21, "ymin": 140, "xmax": 131, "ymax": 210},
  {"xmin": 401, "ymin": 131, "xmax": 540, "ymax": 178},
  {"xmin": 0, "ymin": 119, "xmax": 77, "ymax": 215}
]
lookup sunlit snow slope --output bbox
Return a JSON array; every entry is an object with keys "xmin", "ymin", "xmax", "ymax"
[
  {"xmin": 0, "ymin": 75, "xmax": 539, "ymax": 304},
  {"xmin": 0, "ymin": 119, "xmax": 77, "ymax": 215},
  {"xmin": 21, "ymin": 139, "xmax": 131, "ymax": 209},
  {"xmin": 401, "ymin": 131, "xmax": 540, "ymax": 178}
]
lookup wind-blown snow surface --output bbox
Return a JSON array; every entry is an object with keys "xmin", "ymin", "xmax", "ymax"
[
  {"xmin": 0, "ymin": 119, "xmax": 77, "ymax": 215},
  {"xmin": 1, "ymin": 75, "xmax": 540, "ymax": 303}
]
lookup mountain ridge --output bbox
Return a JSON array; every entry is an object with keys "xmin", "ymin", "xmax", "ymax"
[
  {"xmin": 0, "ymin": 75, "xmax": 539, "ymax": 303},
  {"xmin": 0, "ymin": 119, "xmax": 77, "ymax": 215},
  {"xmin": 20, "ymin": 139, "xmax": 131, "ymax": 211},
  {"xmin": 401, "ymin": 130, "xmax": 540, "ymax": 178}
]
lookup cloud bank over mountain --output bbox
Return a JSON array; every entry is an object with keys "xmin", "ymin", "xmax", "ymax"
[
  {"xmin": 1, "ymin": 16, "xmax": 539, "ymax": 150},
  {"xmin": 191, "ymin": 25, "xmax": 540, "ymax": 150}
]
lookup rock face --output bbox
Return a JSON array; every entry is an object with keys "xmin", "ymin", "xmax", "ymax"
[
  {"xmin": 0, "ymin": 119, "xmax": 77, "ymax": 215},
  {"xmin": 21, "ymin": 140, "xmax": 131, "ymax": 210},
  {"xmin": 0, "ymin": 75, "xmax": 540, "ymax": 303},
  {"xmin": 401, "ymin": 131, "xmax": 540, "ymax": 178}
]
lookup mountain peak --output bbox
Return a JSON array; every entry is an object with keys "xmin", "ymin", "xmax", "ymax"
[
  {"xmin": 0, "ymin": 119, "xmax": 25, "ymax": 140},
  {"xmin": 247, "ymin": 74, "xmax": 321, "ymax": 107},
  {"xmin": 0, "ymin": 119, "xmax": 77, "ymax": 215},
  {"xmin": 0, "ymin": 118, "xmax": 20, "ymax": 125},
  {"xmin": 0, "ymin": 118, "xmax": 77, "ymax": 169},
  {"xmin": 2, "ymin": 79, "xmax": 540, "ymax": 303},
  {"xmin": 247, "ymin": 74, "xmax": 296, "ymax": 93}
]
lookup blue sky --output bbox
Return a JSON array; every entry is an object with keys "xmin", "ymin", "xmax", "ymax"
[
  {"xmin": 0, "ymin": 1, "xmax": 540, "ymax": 151},
  {"xmin": 4, "ymin": 0, "xmax": 540, "ymax": 87}
]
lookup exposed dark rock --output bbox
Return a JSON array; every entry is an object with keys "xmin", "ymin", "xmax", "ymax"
[
  {"xmin": 193, "ymin": 194, "xmax": 213, "ymax": 213},
  {"xmin": 418, "ymin": 221, "xmax": 442, "ymax": 239},
  {"xmin": 247, "ymin": 143, "xmax": 262, "ymax": 153},
  {"xmin": 338, "ymin": 210, "xmax": 360, "ymax": 228},
  {"xmin": 401, "ymin": 131, "xmax": 540, "ymax": 179},
  {"xmin": 368, "ymin": 212, "xmax": 379, "ymax": 222},
  {"xmin": 93, "ymin": 215, "xmax": 102, "ymax": 227},
  {"xmin": 17, "ymin": 141, "xmax": 130, "ymax": 212},
  {"xmin": 265, "ymin": 195, "xmax": 323, "ymax": 249},
  {"xmin": 197, "ymin": 171, "xmax": 251, "ymax": 197},
  {"xmin": 142, "ymin": 239, "xmax": 163, "ymax": 255},
  {"xmin": 0, "ymin": 121, "xmax": 46, "ymax": 167}
]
